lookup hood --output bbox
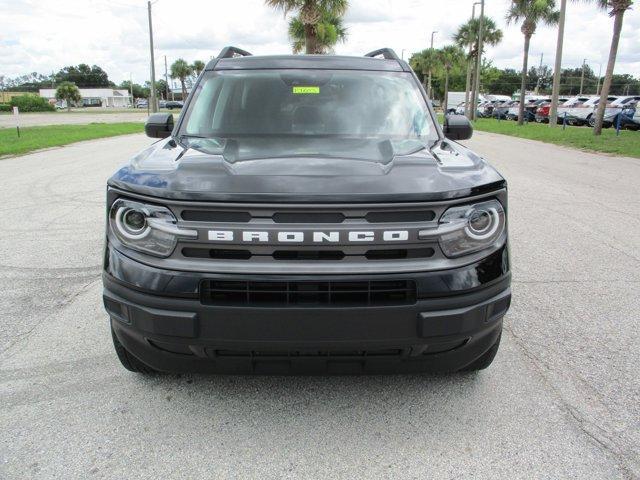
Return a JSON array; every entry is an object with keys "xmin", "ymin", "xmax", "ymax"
[{"xmin": 108, "ymin": 137, "xmax": 505, "ymax": 203}]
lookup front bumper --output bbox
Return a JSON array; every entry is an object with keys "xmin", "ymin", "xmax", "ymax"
[{"xmin": 103, "ymin": 245, "xmax": 511, "ymax": 374}]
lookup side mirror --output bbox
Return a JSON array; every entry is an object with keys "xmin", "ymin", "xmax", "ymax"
[
  {"xmin": 443, "ymin": 114, "xmax": 473, "ymax": 140},
  {"xmin": 145, "ymin": 113, "xmax": 174, "ymax": 138}
]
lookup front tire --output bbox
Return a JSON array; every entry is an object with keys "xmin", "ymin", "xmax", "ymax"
[
  {"xmin": 460, "ymin": 333, "xmax": 501, "ymax": 372},
  {"xmin": 111, "ymin": 327, "xmax": 157, "ymax": 374}
]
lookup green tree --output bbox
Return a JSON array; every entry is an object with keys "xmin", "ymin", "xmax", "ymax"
[
  {"xmin": 119, "ymin": 81, "xmax": 145, "ymax": 100},
  {"xmin": 55, "ymin": 81, "xmax": 82, "ymax": 111},
  {"xmin": 55, "ymin": 64, "xmax": 111, "ymax": 88},
  {"xmin": 454, "ymin": 17, "xmax": 503, "ymax": 115},
  {"xmin": 437, "ymin": 46, "xmax": 466, "ymax": 112},
  {"xmin": 170, "ymin": 59, "xmax": 193, "ymax": 101},
  {"xmin": 591, "ymin": 0, "xmax": 634, "ymax": 135},
  {"xmin": 506, "ymin": 0, "xmax": 560, "ymax": 125},
  {"xmin": 288, "ymin": 10, "xmax": 347, "ymax": 53},
  {"xmin": 410, "ymin": 49, "xmax": 440, "ymax": 94},
  {"xmin": 265, "ymin": 0, "xmax": 348, "ymax": 54},
  {"xmin": 192, "ymin": 60, "xmax": 206, "ymax": 76}
]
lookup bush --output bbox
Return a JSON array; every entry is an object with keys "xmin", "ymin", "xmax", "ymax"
[
  {"xmin": 10, "ymin": 94, "xmax": 55, "ymax": 112},
  {"xmin": 0, "ymin": 103, "xmax": 10, "ymax": 112}
]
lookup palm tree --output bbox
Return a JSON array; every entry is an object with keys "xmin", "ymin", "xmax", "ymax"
[
  {"xmin": 192, "ymin": 60, "xmax": 205, "ymax": 76},
  {"xmin": 438, "ymin": 46, "xmax": 466, "ymax": 113},
  {"xmin": 592, "ymin": 0, "xmax": 634, "ymax": 135},
  {"xmin": 170, "ymin": 58, "xmax": 193, "ymax": 101},
  {"xmin": 506, "ymin": 0, "xmax": 560, "ymax": 126},
  {"xmin": 289, "ymin": 10, "xmax": 347, "ymax": 53},
  {"xmin": 454, "ymin": 17, "xmax": 503, "ymax": 117},
  {"xmin": 409, "ymin": 49, "xmax": 440, "ymax": 94},
  {"xmin": 265, "ymin": 0, "xmax": 348, "ymax": 54}
]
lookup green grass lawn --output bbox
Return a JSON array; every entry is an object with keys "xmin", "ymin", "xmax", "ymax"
[
  {"xmin": 0, "ymin": 122, "xmax": 144, "ymax": 157},
  {"xmin": 471, "ymin": 118, "xmax": 640, "ymax": 158}
]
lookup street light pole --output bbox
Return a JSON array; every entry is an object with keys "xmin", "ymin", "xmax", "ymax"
[
  {"xmin": 147, "ymin": 0, "xmax": 158, "ymax": 113},
  {"xmin": 579, "ymin": 58, "xmax": 586, "ymax": 95},
  {"xmin": 465, "ymin": 2, "xmax": 481, "ymax": 119},
  {"xmin": 427, "ymin": 30, "xmax": 438, "ymax": 98},
  {"xmin": 164, "ymin": 55, "xmax": 170, "ymax": 101},
  {"xmin": 471, "ymin": 0, "xmax": 484, "ymax": 121},
  {"xmin": 596, "ymin": 63, "xmax": 602, "ymax": 95}
]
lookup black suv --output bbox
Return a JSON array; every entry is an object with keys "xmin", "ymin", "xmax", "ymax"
[{"xmin": 103, "ymin": 47, "xmax": 511, "ymax": 374}]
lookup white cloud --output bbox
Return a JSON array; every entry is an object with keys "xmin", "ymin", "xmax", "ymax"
[{"xmin": 0, "ymin": 0, "xmax": 638, "ymax": 87}]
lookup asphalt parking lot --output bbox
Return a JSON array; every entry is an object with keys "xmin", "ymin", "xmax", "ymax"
[{"xmin": 1, "ymin": 132, "xmax": 639, "ymax": 479}]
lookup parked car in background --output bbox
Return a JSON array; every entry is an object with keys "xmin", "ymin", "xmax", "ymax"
[
  {"xmin": 493, "ymin": 100, "xmax": 515, "ymax": 120},
  {"xmin": 534, "ymin": 98, "xmax": 569, "ymax": 123},
  {"xmin": 159, "ymin": 100, "xmax": 167, "ymax": 109},
  {"xmin": 593, "ymin": 95, "xmax": 640, "ymax": 128},
  {"xmin": 624, "ymin": 103, "xmax": 640, "ymax": 130},
  {"xmin": 135, "ymin": 99, "xmax": 148, "ymax": 109},
  {"xmin": 557, "ymin": 96, "xmax": 619, "ymax": 126},
  {"xmin": 165, "ymin": 100, "xmax": 184, "ymax": 110}
]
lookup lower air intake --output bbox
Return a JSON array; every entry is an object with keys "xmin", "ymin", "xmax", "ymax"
[{"xmin": 200, "ymin": 279, "xmax": 416, "ymax": 307}]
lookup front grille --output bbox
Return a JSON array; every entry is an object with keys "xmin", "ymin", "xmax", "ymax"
[
  {"xmin": 182, "ymin": 247, "xmax": 435, "ymax": 261},
  {"xmin": 178, "ymin": 208, "xmax": 436, "ymax": 224},
  {"xmin": 200, "ymin": 279, "xmax": 416, "ymax": 307},
  {"xmin": 168, "ymin": 201, "xmax": 455, "ymax": 269}
]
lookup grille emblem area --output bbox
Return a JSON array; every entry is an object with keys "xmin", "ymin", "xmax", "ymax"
[{"xmin": 207, "ymin": 229, "xmax": 411, "ymax": 244}]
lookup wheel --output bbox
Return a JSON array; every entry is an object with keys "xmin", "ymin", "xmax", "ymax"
[
  {"xmin": 587, "ymin": 115, "xmax": 595, "ymax": 127},
  {"xmin": 460, "ymin": 333, "xmax": 501, "ymax": 372},
  {"xmin": 111, "ymin": 327, "xmax": 158, "ymax": 374}
]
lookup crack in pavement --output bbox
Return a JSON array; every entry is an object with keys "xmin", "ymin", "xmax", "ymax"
[
  {"xmin": 502, "ymin": 321, "xmax": 639, "ymax": 479},
  {"xmin": 0, "ymin": 275, "xmax": 101, "ymax": 359}
]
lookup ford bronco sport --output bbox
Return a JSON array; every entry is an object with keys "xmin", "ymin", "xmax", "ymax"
[{"xmin": 103, "ymin": 47, "xmax": 511, "ymax": 374}]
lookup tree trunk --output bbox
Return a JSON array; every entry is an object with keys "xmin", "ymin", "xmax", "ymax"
[
  {"xmin": 443, "ymin": 69, "xmax": 450, "ymax": 114},
  {"xmin": 180, "ymin": 79, "xmax": 187, "ymax": 102},
  {"xmin": 518, "ymin": 34, "xmax": 531, "ymax": 126},
  {"xmin": 469, "ymin": 49, "xmax": 478, "ymax": 120},
  {"xmin": 594, "ymin": 9, "xmax": 625, "ymax": 136},
  {"xmin": 549, "ymin": 0, "xmax": 567, "ymax": 127},
  {"xmin": 464, "ymin": 56, "xmax": 473, "ymax": 118},
  {"xmin": 304, "ymin": 24, "xmax": 317, "ymax": 54},
  {"xmin": 67, "ymin": 99, "xmax": 71, "ymax": 112}
]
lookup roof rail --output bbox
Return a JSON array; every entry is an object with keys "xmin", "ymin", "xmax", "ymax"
[
  {"xmin": 364, "ymin": 48, "xmax": 400, "ymax": 61},
  {"xmin": 217, "ymin": 46, "xmax": 252, "ymax": 59}
]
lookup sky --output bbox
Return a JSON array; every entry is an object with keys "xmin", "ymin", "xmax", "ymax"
[{"xmin": 1, "ymin": 0, "xmax": 639, "ymax": 87}]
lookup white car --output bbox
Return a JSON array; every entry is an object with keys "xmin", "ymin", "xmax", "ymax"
[
  {"xmin": 596, "ymin": 95, "xmax": 640, "ymax": 127},
  {"xmin": 558, "ymin": 95, "xmax": 620, "ymax": 126}
]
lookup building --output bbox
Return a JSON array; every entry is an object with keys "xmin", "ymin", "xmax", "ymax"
[{"xmin": 39, "ymin": 88, "xmax": 132, "ymax": 108}]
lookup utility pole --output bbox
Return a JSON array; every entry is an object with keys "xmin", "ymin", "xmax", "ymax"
[
  {"xmin": 465, "ymin": 2, "xmax": 481, "ymax": 119},
  {"xmin": 164, "ymin": 55, "xmax": 170, "ymax": 101},
  {"xmin": 129, "ymin": 73, "xmax": 134, "ymax": 106},
  {"xmin": 596, "ymin": 63, "xmax": 602, "ymax": 95},
  {"xmin": 427, "ymin": 30, "xmax": 438, "ymax": 98},
  {"xmin": 147, "ymin": 0, "xmax": 158, "ymax": 113},
  {"xmin": 471, "ymin": 0, "xmax": 485, "ymax": 121},
  {"xmin": 549, "ymin": 0, "xmax": 566, "ymax": 127},
  {"xmin": 579, "ymin": 58, "xmax": 586, "ymax": 95},
  {"xmin": 535, "ymin": 52, "xmax": 544, "ymax": 95}
]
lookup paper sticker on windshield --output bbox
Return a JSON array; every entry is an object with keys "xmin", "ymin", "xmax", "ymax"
[{"xmin": 293, "ymin": 86, "xmax": 320, "ymax": 94}]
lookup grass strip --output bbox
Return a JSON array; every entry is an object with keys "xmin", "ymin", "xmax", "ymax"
[
  {"xmin": 471, "ymin": 118, "xmax": 640, "ymax": 158},
  {"xmin": 0, "ymin": 122, "xmax": 144, "ymax": 157}
]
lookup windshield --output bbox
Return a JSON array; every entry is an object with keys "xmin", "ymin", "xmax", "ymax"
[{"xmin": 179, "ymin": 69, "xmax": 438, "ymax": 163}]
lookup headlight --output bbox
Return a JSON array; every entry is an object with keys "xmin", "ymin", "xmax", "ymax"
[
  {"xmin": 109, "ymin": 199, "xmax": 197, "ymax": 257},
  {"xmin": 435, "ymin": 199, "xmax": 505, "ymax": 258}
]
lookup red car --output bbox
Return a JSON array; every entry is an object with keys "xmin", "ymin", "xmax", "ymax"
[{"xmin": 535, "ymin": 98, "xmax": 569, "ymax": 123}]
